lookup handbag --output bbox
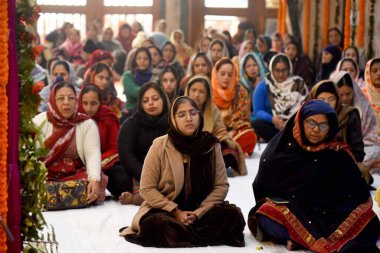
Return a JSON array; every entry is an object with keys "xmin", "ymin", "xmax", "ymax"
[{"xmin": 45, "ymin": 180, "xmax": 88, "ymax": 210}]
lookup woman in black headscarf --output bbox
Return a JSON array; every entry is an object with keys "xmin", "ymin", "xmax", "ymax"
[
  {"xmin": 119, "ymin": 96, "xmax": 245, "ymax": 247},
  {"xmin": 248, "ymin": 100, "xmax": 380, "ymax": 252},
  {"xmin": 117, "ymin": 82, "xmax": 170, "ymax": 205}
]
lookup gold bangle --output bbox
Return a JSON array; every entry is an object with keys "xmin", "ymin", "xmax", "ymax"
[{"xmin": 90, "ymin": 177, "xmax": 100, "ymax": 182}]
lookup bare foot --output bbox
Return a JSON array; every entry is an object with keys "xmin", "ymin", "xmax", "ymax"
[
  {"xmin": 286, "ymin": 240, "xmax": 300, "ymax": 251},
  {"xmin": 119, "ymin": 192, "xmax": 133, "ymax": 204}
]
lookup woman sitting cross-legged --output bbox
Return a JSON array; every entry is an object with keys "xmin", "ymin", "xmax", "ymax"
[
  {"xmin": 248, "ymin": 100, "xmax": 380, "ymax": 252},
  {"xmin": 251, "ymin": 53, "xmax": 308, "ymax": 142},
  {"xmin": 211, "ymin": 58, "xmax": 257, "ymax": 156},
  {"xmin": 117, "ymin": 82, "xmax": 170, "ymax": 205},
  {"xmin": 119, "ymin": 96, "xmax": 246, "ymax": 247},
  {"xmin": 79, "ymin": 84, "xmax": 132, "ymax": 202},
  {"xmin": 310, "ymin": 80, "xmax": 365, "ymax": 165},
  {"xmin": 33, "ymin": 82, "xmax": 105, "ymax": 205},
  {"xmin": 185, "ymin": 74, "xmax": 247, "ymax": 177}
]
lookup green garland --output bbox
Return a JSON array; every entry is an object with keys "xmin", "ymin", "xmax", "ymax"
[
  {"xmin": 313, "ymin": 0, "xmax": 320, "ymax": 63},
  {"xmin": 17, "ymin": 0, "xmax": 57, "ymax": 252},
  {"xmin": 367, "ymin": 0, "xmax": 376, "ymax": 59},
  {"xmin": 335, "ymin": 0, "xmax": 341, "ymax": 25},
  {"xmin": 351, "ymin": 0, "xmax": 357, "ymax": 46}
]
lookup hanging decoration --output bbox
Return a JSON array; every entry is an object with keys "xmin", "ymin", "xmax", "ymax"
[
  {"xmin": 357, "ymin": 0, "xmax": 365, "ymax": 48},
  {"xmin": 304, "ymin": 0, "xmax": 311, "ymax": 54},
  {"xmin": 367, "ymin": 0, "xmax": 375, "ymax": 59},
  {"xmin": 323, "ymin": 0, "xmax": 331, "ymax": 46},
  {"xmin": 344, "ymin": 0, "xmax": 352, "ymax": 48},
  {"xmin": 335, "ymin": 0, "xmax": 341, "ymax": 25},
  {"xmin": 277, "ymin": 0, "xmax": 283, "ymax": 34},
  {"xmin": 313, "ymin": 0, "xmax": 321, "ymax": 62},
  {"xmin": 282, "ymin": 0, "xmax": 287, "ymax": 35},
  {"xmin": 0, "ymin": 0, "xmax": 9, "ymax": 252},
  {"xmin": 17, "ymin": 0, "xmax": 57, "ymax": 251},
  {"xmin": 350, "ymin": 0, "xmax": 357, "ymax": 46}
]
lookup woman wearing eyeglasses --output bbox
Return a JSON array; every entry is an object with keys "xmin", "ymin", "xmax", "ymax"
[
  {"xmin": 310, "ymin": 80, "xmax": 365, "ymax": 166},
  {"xmin": 120, "ymin": 96, "xmax": 245, "ymax": 247},
  {"xmin": 252, "ymin": 53, "xmax": 309, "ymax": 142},
  {"xmin": 248, "ymin": 100, "xmax": 380, "ymax": 252},
  {"xmin": 33, "ymin": 82, "xmax": 104, "ymax": 205}
]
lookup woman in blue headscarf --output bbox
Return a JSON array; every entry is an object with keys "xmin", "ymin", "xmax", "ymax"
[
  {"xmin": 239, "ymin": 52, "xmax": 266, "ymax": 122},
  {"xmin": 248, "ymin": 100, "xmax": 380, "ymax": 252}
]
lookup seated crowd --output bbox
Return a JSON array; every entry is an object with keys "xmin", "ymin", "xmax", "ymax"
[{"xmin": 32, "ymin": 19, "xmax": 380, "ymax": 251}]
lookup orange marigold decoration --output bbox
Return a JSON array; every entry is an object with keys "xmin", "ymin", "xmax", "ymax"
[
  {"xmin": 304, "ymin": 0, "xmax": 310, "ymax": 54},
  {"xmin": 357, "ymin": 0, "xmax": 365, "ymax": 47},
  {"xmin": 344, "ymin": 0, "xmax": 352, "ymax": 48},
  {"xmin": 282, "ymin": 0, "xmax": 287, "ymax": 35},
  {"xmin": 323, "ymin": 0, "xmax": 330, "ymax": 46},
  {"xmin": 278, "ymin": 0, "xmax": 283, "ymax": 35},
  {"xmin": 0, "ymin": 0, "xmax": 9, "ymax": 252}
]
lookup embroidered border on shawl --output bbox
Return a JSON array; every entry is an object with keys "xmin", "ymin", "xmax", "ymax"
[{"xmin": 256, "ymin": 198, "xmax": 375, "ymax": 253}]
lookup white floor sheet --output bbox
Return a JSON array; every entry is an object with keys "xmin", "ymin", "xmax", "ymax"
[{"xmin": 43, "ymin": 144, "xmax": 380, "ymax": 253}]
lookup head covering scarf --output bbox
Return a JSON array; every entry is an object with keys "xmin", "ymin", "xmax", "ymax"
[
  {"xmin": 310, "ymin": 80, "xmax": 357, "ymax": 142},
  {"xmin": 239, "ymin": 52, "xmax": 266, "ymax": 91},
  {"xmin": 49, "ymin": 60, "xmax": 78, "ymax": 87},
  {"xmin": 238, "ymin": 40, "xmax": 254, "ymax": 59},
  {"xmin": 211, "ymin": 58, "xmax": 239, "ymax": 110},
  {"xmin": 206, "ymin": 39, "xmax": 230, "ymax": 65},
  {"xmin": 342, "ymin": 46, "xmax": 360, "ymax": 66},
  {"xmin": 168, "ymin": 96, "xmax": 218, "ymax": 207},
  {"xmin": 44, "ymin": 84, "xmax": 89, "ymax": 167},
  {"xmin": 131, "ymin": 48, "xmax": 153, "ymax": 85},
  {"xmin": 362, "ymin": 58, "xmax": 380, "ymax": 140},
  {"xmin": 184, "ymin": 75, "xmax": 215, "ymax": 133},
  {"xmin": 186, "ymin": 52, "xmax": 213, "ymax": 77},
  {"xmin": 85, "ymin": 63, "xmax": 118, "ymax": 106},
  {"xmin": 149, "ymin": 32, "xmax": 169, "ymax": 49},
  {"xmin": 330, "ymin": 71, "xmax": 379, "ymax": 145},
  {"xmin": 363, "ymin": 58, "xmax": 380, "ymax": 115},
  {"xmin": 116, "ymin": 23, "xmax": 135, "ymax": 52},
  {"xmin": 168, "ymin": 96, "xmax": 217, "ymax": 155},
  {"xmin": 78, "ymin": 83, "xmax": 119, "ymax": 126},
  {"xmin": 292, "ymin": 100, "xmax": 341, "ymax": 150},
  {"xmin": 257, "ymin": 35, "xmax": 272, "ymax": 55},
  {"xmin": 319, "ymin": 45, "xmax": 341, "ymax": 80},
  {"xmin": 133, "ymin": 82, "xmax": 170, "ymax": 128},
  {"xmin": 335, "ymin": 58, "xmax": 360, "ymax": 82},
  {"xmin": 86, "ymin": 49, "xmax": 113, "ymax": 69},
  {"xmin": 266, "ymin": 53, "xmax": 308, "ymax": 119},
  {"xmin": 161, "ymin": 41, "xmax": 177, "ymax": 64}
]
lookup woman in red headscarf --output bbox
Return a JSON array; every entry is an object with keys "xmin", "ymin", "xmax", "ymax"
[
  {"xmin": 33, "ymin": 81, "xmax": 105, "ymax": 204},
  {"xmin": 79, "ymin": 84, "xmax": 131, "ymax": 202}
]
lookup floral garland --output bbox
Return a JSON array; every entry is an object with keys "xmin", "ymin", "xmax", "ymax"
[
  {"xmin": 357, "ymin": 0, "xmax": 365, "ymax": 47},
  {"xmin": 344, "ymin": 0, "xmax": 351, "ymax": 48},
  {"xmin": 277, "ymin": 0, "xmax": 283, "ymax": 34},
  {"xmin": 367, "ymin": 0, "xmax": 375, "ymax": 59},
  {"xmin": 281, "ymin": 0, "xmax": 287, "ymax": 35},
  {"xmin": 304, "ymin": 0, "xmax": 310, "ymax": 54},
  {"xmin": 350, "ymin": 0, "xmax": 357, "ymax": 46},
  {"xmin": 323, "ymin": 0, "xmax": 330, "ymax": 47},
  {"xmin": 17, "ymin": 0, "xmax": 55, "ymax": 251},
  {"xmin": 334, "ymin": 0, "xmax": 341, "ymax": 25},
  {"xmin": 313, "ymin": 0, "xmax": 320, "ymax": 62},
  {"xmin": 0, "ymin": 0, "xmax": 9, "ymax": 252}
]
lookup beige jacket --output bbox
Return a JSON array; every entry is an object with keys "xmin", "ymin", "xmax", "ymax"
[{"xmin": 120, "ymin": 134, "xmax": 229, "ymax": 235}]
